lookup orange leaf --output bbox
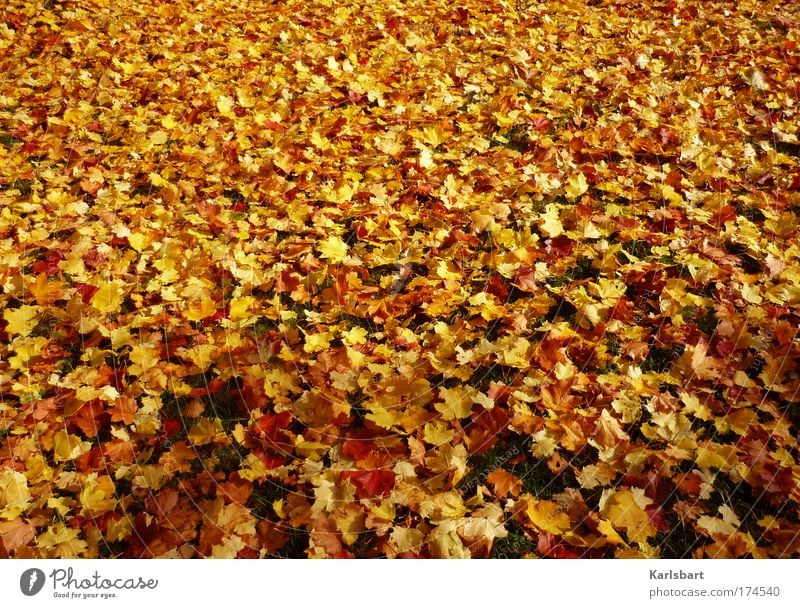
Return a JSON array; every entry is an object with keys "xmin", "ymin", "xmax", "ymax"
[{"xmin": 486, "ymin": 468, "xmax": 522, "ymax": 498}]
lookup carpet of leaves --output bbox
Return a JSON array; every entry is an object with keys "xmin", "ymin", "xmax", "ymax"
[{"xmin": 2, "ymin": 0, "xmax": 800, "ymax": 558}]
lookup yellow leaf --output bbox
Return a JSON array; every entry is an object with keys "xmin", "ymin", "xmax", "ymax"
[
  {"xmin": 109, "ymin": 326, "xmax": 134, "ymax": 350},
  {"xmin": 526, "ymin": 499, "xmax": 572, "ymax": 535},
  {"xmin": 418, "ymin": 146, "xmax": 435, "ymax": 169},
  {"xmin": 589, "ymin": 278, "xmax": 627, "ymax": 304},
  {"xmin": 90, "ymin": 281, "xmax": 126, "ymax": 314},
  {"xmin": 583, "ymin": 221, "xmax": 602, "ymax": 239},
  {"xmin": 161, "ymin": 115, "xmax": 178, "ymax": 129},
  {"xmin": 188, "ymin": 417, "xmax": 226, "ymax": 446},
  {"xmin": 132, "ymin": 465, "xmax": 168, "ymax": 491},
  {"xmin": 597, "ymin": 519, "xmax": 627, "ymax": 545},
  {"xmin": 0, "ymin": 470, "xmax": 31, "ymax": 520},
  {"xmin": 180, "ymin": 344, "xmax": 218, "ymax": 371},
  {"xmin": 3, "ymin": 305, "xmax": 41, "ymax": 337},
  {"xmin": 538, "ymin": 204, "xmax": 563, "ymax": 237},
  {"xmin": 128, "ymin": 344, "xmax": 159, "ymax": 373},
  {"xmin": 422, "ymin": 125, "xmax": 448, "ymax": 147},
  {"xmin": 238, "ymin": 453, "xmax": 269, "ymax": 482},
  {"xmin": 468, "ymin": 292, "xmax": 504, "ymax": 321},
  {"xmin": 216, "ymin": 95, "xmax": 236, "ymax": 118},
  {"xmin": 565, "ymin": 172, "xmax": 589, "ymax": 200},
  {"xmin": 128, "ymin": 231, "xmax": 150, "ymax": 252},
  {"xmin": 310, "ymin": 130, "xmax": 329, "ymax": 150},
  {"xmin": 740, "ymin": 282, "xmax": 763, "ymax": 304},
  {"xmin": 365, "ymin": 404, "xmax": 398, "ymax": 430},
  {"xmin": 493, "ymin": 112, "xmax": 517, "ymax": 128},
  {"xmin": 228, "ymin": 295, "xmax": 255, "ymax": 321},
  {"xmin": 318, "ymin": 236, "xmax": 348, "ymax": 263},
  {"xmin": 434, "ymin": 386, "xmax": 473, "ymax": 421},
  {"xmin": 36, "ymin": 523, "xmax": 89, "ymax": 557},
  {"xmin": 696, "ymin": 515, "xmax": 737, "ymax": 537},
  {"xmin": 25, "ymin": 455, "xmax": 54, "ymax": 484},
  {"xmin": 236, "ymin": 88, "xmax": 256, "ymax": 108},
  {"xmin": 149, "ymin": 130, "xmax": 168, "ymax": 145},
  {"xmin": 424, "ymin": 422, "xmax": 455, "ymax": 446},
  {"xmin": 79, "ymin": 474, "xmax": 116, "ymax": 516},
  {"xmin": 47, "ymin": 496, "xmax": 71, "ymax": 517},
  {"xmin": 459, "ymin": 504, "xmax": 509, "ymax": 553},
  {"xmin": 501, "ymin": 337, "xmax": 532, "ymax": 368},
  {"xmin": 149, "ymin": 172, "xmax": 171, "ymax": 188},
  {"xmin": 695, "ymin": 443, "xmax": 738, "ymax": 471},
  {"xmin": 185, "ymin": 295, "xmax": 217, "ymax": 321},
  {"xmin": 679, "ymin": 391, "xmax": 713, "ymax": 421},
  {"xmin": 391, "ymin": 526, "xmax": 425, "ymax": 553},
  {"xmin": 577, "ymin": 463, "xmax": 617, "ymax": 490},
  {"xmin": 116, "ymin": 60, "xmax": 138, "ymax": 77},
  {"xmin": 53, "ymin": 430, "xmax": 91, "ymax": 463},
  {"xmin": 8, "ymin": 336, "xmax": 47, "ymax": 370},
  {"xmin": 294, "ymin": 439, "xmax": 329, "ymax": 460},
  {"xmin": 342, "ymin": 326, "xmax": 368, "ymax": 345},
  {"xmin": 601, "ymin": 489, "xmax": 655, "ymax": 543},
  {"xmin": 764, "ymin": 212, "xmax": 797, "ymax": 237},
  {"xmin": 106, "ymin": 517, "xmax": 132, "ymax": 542},
  {"xmin": 719, "ymin": 505, "xmax": 742, "ymax": 528},
  {"xmin": 347, "ymin": 345, "xmax": 366, "ymax": 369},
  {"xmin": 304, "ymin": 331, "xmax": 333, "ymax": 353},
  {"xmin": 421, "ymin": 491, "xmax": 468, "ymax": 521},
  {"xmin": 334, "ymin": 505, "xmax": 365, "ymax": 545}
]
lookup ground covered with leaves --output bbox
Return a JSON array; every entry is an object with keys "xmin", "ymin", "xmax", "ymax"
[{"xmin": 1, "ymin": 0, "xmax": 800, "ymax": 558}]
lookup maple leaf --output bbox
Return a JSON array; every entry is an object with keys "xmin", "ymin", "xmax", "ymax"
[
  {"xmin": 0, "ymin": 470, "xmax": 31, "ymax": 520},
  {"xmin": 79, "ymin": 474, "xmax": 117, "ymax": 516},
  {"xmin": 565, "ymin": 172, "xmax": 589, "ymax": 200},
  {"xmin": 526, "ymin": 499, "xmax": 572, "ymax": 535},
  {"xmin": 486, "ymin": 468, "xmax": 522, "ymax": 498},
  {"xmin": 538, "ymin": 204, "xmax": 564, "ymax": 238},
  {"xmin": 29, "ymin": 273, "xmax": 65, "ymax": 306},
  {"xmin": 3, "ymin": 305, "xmax": 41, "ymax": 337},
  {"xmin": 434, "ymin": 386, "xmax": 473, "ymax": 421},
  {"xmin": 600, "ymin": 489, "xmax": 656, "ymax": 544},
  {"xmin": 341, "ymin": 470, "xmax": 395, "ymax": 499},
  {"xmin": 188, "ymin": 418, "xmax": 227, "ymax": 446},
  {"xmin": 458, "ymin": 504, "xmax": 508, "ymax": 557},
  {"xmin": 0, "ymin": 519, "xmax": 36, "ymax": 555},
  {"xmin": 90, "ymin": 281, "xmax": 126, "ymax": 314},
  {"xmin": 52, "ymin": 430, "xmax": 91, "ymax": 463},
  {"xmin": 36, "ymin": 524, "xmax": 89, "ymax": 558},
  {"xmin": 318, "ymin": 235, "xmax": 349, "ymax": 263}
]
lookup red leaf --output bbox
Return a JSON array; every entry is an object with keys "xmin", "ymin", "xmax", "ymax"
[
  {"xmin": 532, "ymin": 115, "xmax": 552, "ymax": 131},
  {"xmin": 342, "ymin": 439, "xmax": 377, "ymax": 461},
  {"xmin": 189, "ymin": 378, "xmax": 225, "ymax": 398},
  {"xmin": 162, "ymin": 418, "xmax": 182, "ymax": 439},
  {"xmin": 341, "ymin": 470, "xmax": 395, "ymax": 498},
  {"xmin": 537, "ymin": 533, "xmax": 581, "ymax": 558},
  {"xmin": 74, "ymin": 282, "xmax": 99, "ymax": 303},
  {"xmin": 545, "ymin": 235, "xmax": 574, "ymax": 258},
  {"xmin": 253, "ymin": 449, "xmax": 287, "ymax": 469},
  {"xmin": 485, "ymin": 273, "xmax": 508, "ymax": 300}
]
